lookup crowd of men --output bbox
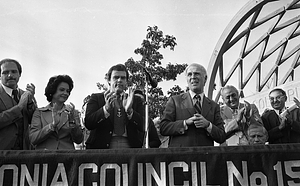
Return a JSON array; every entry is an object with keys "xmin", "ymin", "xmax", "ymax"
[{"xmin": 0, "ymin": 58, "xmax": 299, "ymax": 150}]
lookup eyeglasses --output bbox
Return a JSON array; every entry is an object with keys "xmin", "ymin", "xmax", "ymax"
[{"xmin": 269, "ymin": 95, "xmax": 284, "ymax": 102}]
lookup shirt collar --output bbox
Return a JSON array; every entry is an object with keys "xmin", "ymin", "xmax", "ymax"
[
  {"xmin": 274, "ymin": 107, "xmax": 286, "ymax": 115},
  {"xmin": 0, "ymin": 83, "xmax": 18, "ymax": 97},
  {"xmin": 189, "ymin": 90, "xmax": 204, "ymax": 104}
]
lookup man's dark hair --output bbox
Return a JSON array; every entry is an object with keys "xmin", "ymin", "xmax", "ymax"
[
  {"xmin": 269, "ymin": 88, "xmax": 286, "ymax": 97},
  {"xmin": 106, "ymin": 64, "xmax": 129, "ymax": 81},
  {"xmin": 0, "ymin": 58, "xmax": 22, "ymax": 75},
  {"xmin": 45, "ymin": 75, "xmax": 74, "ymax": 102}
]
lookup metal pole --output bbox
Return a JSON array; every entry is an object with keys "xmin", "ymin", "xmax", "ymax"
[{"xmin": 144, "ymin": 76, "xmax": 149, "ymax": 149}]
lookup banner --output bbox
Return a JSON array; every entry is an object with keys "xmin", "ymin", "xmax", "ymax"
[
  {"xmin": 242, "ymin": 81, "xmax": 300, "ymax": 113},
  {"xmin": 1, "ymin": 144, "xmax": 300, "ymax": 186}
]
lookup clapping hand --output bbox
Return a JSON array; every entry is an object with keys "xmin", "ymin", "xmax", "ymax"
[
  {"xmin": 18, "ymin": 91, "xmax": 30, "ymax": 109},
  {"xmin": 244, "ymin": 100, "xmax": 253, "ymax": 122},
  {"xmin": 65, "ymin": 102, "xmax": 75, "ymax": 118},
  {"xmin": 123, "ymin": 87, "xmax": 134, "ymax": 113},
  {"xmin": 51, "ymin": 103, "xmax": 60, "ymax": 128},
  {"xmin": 104, "ymin": 89, "xmax": 117, "ymax": 112},
  {"xmin": 26, "ymin": 83, "xmax": 35, "ymax": 97}
]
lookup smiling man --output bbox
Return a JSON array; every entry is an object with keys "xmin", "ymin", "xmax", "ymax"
[
  {"xmin": 160, "ymin": 63, "xmax": 226, "ymax": 147},
  {"xmin": 0, "ymin": 58, "xmax": 36, "ymax": 150},
  {"xmin": 262, "ymin": 88, "xmax": 300, "ymax": 144},
  {"xmin": 84, "ymin": 64, "xmax": 145, "ymax": 149},
  {"xmin": 220, "ymin": 85, "xmax": 262, "ymax": 146}
]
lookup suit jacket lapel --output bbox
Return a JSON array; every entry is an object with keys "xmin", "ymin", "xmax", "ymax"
[
  {"xmin": 0, "ymin": 86, "xmax": 15, "ymax": 108},
  {"xmin": 40, "ymin": 106, "xmax": 68, "ymax": 132},
  {"xmin": 181, "ymin": 92, "xmax": 194, "ymax": 115},
  {"xmin": 201, "ymin": 96, "xmax": 211, "ymax": 118}
]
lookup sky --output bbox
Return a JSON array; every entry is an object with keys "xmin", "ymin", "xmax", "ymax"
[{"xmin": 0, "ymin": 0, "xmax": 249, "ymax": 110}]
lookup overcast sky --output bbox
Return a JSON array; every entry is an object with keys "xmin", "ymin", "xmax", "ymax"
[{"xmin": 0, "ymin": 0, "xmax": 249, "ymax": 109}]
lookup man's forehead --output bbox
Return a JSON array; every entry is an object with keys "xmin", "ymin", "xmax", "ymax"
[
  {"xmin": 269, "ymin": 91, "xmax": 283, "ymax": 97},
  {"xmin": 223, "ymin": 88, "xmax": 238, "ymax": 95},
  {"xmin": 1, "ymin": 62, "xmax": 18, "ymax": 70},
  {"xmin": 111, "ymin": 71, "xmax": 126, "ymax": 76},
  {"xmin": 187, "ymin": 66, "xmax": 201, "ymax": 72}
]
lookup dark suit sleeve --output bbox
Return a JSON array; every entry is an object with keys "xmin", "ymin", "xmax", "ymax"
[
  {"xmin": 261, "ymin": 110, "xmax": 283, "ymax": 142},
  {"xmin": 84, "ymin": 93, "xmax": 107, "ymax": 130},
  {"xmin": 0, "ymin": 105, "xmax": 23, "ymax": 130},
  {"xmin": 289, "ymin": 108, "xmax": 300, "ymax": 133},
  {"xmin": 148, "ymin": 119, "xmax": 161, "ymax": 148},
  {"xmin": 160, "ymin": 96, "xmax": 186, "ymax": 136},
  {"xmin": 209, "ymin": 103, "xmax": 226, "ymax": 144},
  {"xmin": 129, "ymin": 95, "xmax": 146, "ymax": 132}
]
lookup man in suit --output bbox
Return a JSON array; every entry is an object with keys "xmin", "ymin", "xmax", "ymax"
[
  {"xmin": 0, "ymin": 58, "xmax": 36, "ymax": 150},
  {"xmin": 160, "ymin": 63, "xmax": 226, "ymax": 147},
  {"xmin": 84, "ymin": 64, "xmax": 145, "ymax": 149},
  {"xmin": 261, "ymin": 88, "xmax": 300, "ymax": 144},
  {"xmin": 246, "ymin": 122, "xmax": 268, "ymax": 145},
  {"xmin": 220, "ymin": 85, "xmax": 262, "ymax": 145}
]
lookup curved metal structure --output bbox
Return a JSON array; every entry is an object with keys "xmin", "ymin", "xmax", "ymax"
[{"xmin": 206, "ymin": 0, "xmax": 300, "ymax": 101}]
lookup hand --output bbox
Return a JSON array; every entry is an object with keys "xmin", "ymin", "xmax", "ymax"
[
  {"xmin": 243, "ymin": 100, "xmax": 252, "ymax": 119},
  {"xmin": 17, "ymin": 91, "xmax": 30, "ymax": 109},
  {"xmin": 69, "ymin": 109, "xmax": 81, "ymax": 128},
  {"xmin": 26, "ymin": 83, "xmax": 35, "ymax": 96},
  {"xmin": 235, "ymin": 107, "xmax": 246, "ymax": 123},
  {"xmin": 278, "ymin": 117, "xmax": 286, "ymax": 130},
  {"xmin": 65, "ymin": 102, "xmax": 75, "ymax": 111},
  {"xmin": 104, "ymin": 89, "xmax": 116, "ymax": 112},
  {"xmin": 192, "ymin": 113, "xmax": 210, "ymax": 129},
  {"xmin": 123, "ymin": 87, "xmax": 134, "ymax": 113},
  {"xmin": 65, "ymin": 102, "xmax": 75, "ymax": 120},
  {"xmin": 51, "ymin": 103, "xmax": 60, "ymax": 128}
]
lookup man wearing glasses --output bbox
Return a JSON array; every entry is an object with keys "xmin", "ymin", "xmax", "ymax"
[{"xmin": 261, "ymin": 88, "xmax": 300, "ymax": 144}]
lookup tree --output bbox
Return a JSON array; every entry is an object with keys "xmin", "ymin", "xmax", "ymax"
[
  {"xmin": 97, "ymin": 25, "xmax": 187, "ymax": 118},
  {"xmin": 125, "ymin": 26, "xmax": 187, "ymax": 118}
]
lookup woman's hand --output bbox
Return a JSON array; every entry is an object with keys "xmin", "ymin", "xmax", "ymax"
[{"xmin": 51, "ymin": 103, "xmax": 60, "ymax": 128}]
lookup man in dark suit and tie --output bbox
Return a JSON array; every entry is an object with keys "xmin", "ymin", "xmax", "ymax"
[
  {"xmin": 0, "ymin": 58, "xmax": 36, "ymax": 150},
  {"xmin": 262, "ymin": 88, "xmax": 300, "ymax": 144},
  {"xmin": 160, "ymin": 63, "xmax": 226, "ymax": 147},
  {"xmin": 84, "ymin": 64, "xmax": 145, "ymax": 149}
]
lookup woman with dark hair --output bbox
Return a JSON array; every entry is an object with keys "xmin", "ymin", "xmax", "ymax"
[{"xmin": 29, "ymin": 75, "xmax": 83, "ymax": 150}]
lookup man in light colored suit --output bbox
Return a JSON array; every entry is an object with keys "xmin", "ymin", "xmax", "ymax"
[
  {"xmin": 220, "ymin": 85, "xmax": 262, "ymax": 146},
  {"xmin": 0, "ymin": 58, "xmax": 36, "ymax": 150},
  {"xmin": 160, "ymin": 63, "xmax": 226, "ymax": 147}
]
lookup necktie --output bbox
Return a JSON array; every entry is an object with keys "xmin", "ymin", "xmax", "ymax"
[
  {"xmin": 12, "ymin": 89, "xmax": 19, "ymax": 103},
  {"xmin": 194, "ymin": 94, "xmax": 202, "ymax": 114},
  {"xmin": 114, "ymin": 96, "xmax": 125, "ymax": 136}
]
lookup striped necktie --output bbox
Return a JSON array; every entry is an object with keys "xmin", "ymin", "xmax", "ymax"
[{"xmin": 194, "ymin": 94, "xmax": 202, "ymax": 114}]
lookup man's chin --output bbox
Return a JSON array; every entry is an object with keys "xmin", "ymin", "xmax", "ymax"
[
  {"xmin": 230, "ymin": 103, "xmax": 238, "ymax": 109},
  {"xmin": 115, "ymin": 88, "xmax": 123, "ymax": 94},
  {"xmin": 5, "ymin": 83, "xmax": 16, "ymax": 89}
]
